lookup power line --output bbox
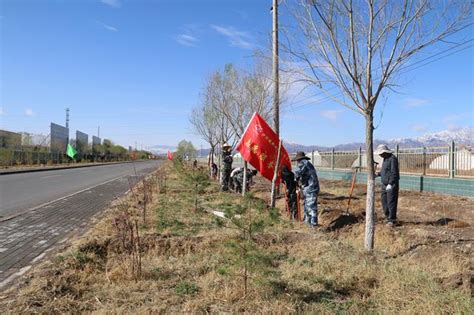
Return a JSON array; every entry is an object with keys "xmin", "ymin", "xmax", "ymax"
[{"xmin": 285, "ymin": 39, "xmax": 473, "ymax": 113}]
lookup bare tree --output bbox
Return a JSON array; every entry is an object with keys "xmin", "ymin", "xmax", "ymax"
[
  {"xmin": 189, "ymin": 99, "xmax": 219, "ymax": 170},
  {"xmin": 287, "ymin": 0, "xmax": 471, "ymax": 250},
  {"xmin": 210, "ymin": 64, "xmax": 274, "ymax": 195}
]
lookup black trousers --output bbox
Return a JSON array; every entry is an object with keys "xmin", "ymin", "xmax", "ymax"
[
  {"xmin": 381, "ymin": 184, "xmax": 399, "ymax": 223},
  {"xmin": 221, "ymin": 169, "xmax": 231, "ymax": 191}
]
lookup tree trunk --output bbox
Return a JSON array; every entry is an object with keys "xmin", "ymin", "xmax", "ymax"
[
  {"xmin": 270, "ymin": 140, "xmax": 283, "ymax": 208},
  {"xmin": 209, "ymin": 146, "xmax": 215, "ymax": 178},
  {"xmin": 210, "ymin": 146, "xmax": 215, "ymax": 165},
  {"xmin": 218, "ymin": 144, "xmax": 223, "ymax": 187},
  {"xmin": 208, "ymin": 147, "xmax": 212, "ymax": 173},
  {"xmin": 364, "ymin": 113, "xmax": 376, "ymax": 251},
  {"xmin": 242, "ymin": 161, "xmax": 248, "ymax": 196}
]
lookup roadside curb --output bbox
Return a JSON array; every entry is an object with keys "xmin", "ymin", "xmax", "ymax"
[{"xmin": 0, "ymin": 160, "xmax": 148, "ymax": 176}]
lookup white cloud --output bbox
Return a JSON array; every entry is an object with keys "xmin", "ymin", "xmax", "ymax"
[
  {"xmin": 211, "ymin": 24, "xmax": 253, "ymax": 49},
  {"xmin": 176, "ymin": 34, "xmax": 199, "ymax": 47},
  {"xmin": 175, "ymin": 25, "xmax": 201, "ymax": 47},
  {"xmin": 404, "ymin": 97, "xmax": 429, "ymax": 108},
  {"xmin": 25, "ymin": 108, "xmax": 34, "ymax": 116},
  {"xmin": 100, "ymin": 0, "xmax": 121, "ymax": 8},
  {"xmin": 320, "ymin": 109, "xmax": 343, "ymax": 121},
  {"xmin": 411, "ymin": 123, "xmax": 428, "ymax": 133},
  {"xmin": 98, "ymin": 21, "xmax": 118, "ymax": 32}
]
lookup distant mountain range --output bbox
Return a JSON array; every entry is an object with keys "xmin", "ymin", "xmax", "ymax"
[
  {"xmin": 148, "ymin": 127, "xmax": 473, "ymax": 155},
  {"xmin": 283, "ymin": 127, "xmax": 473, "ymax": 153},
  {"xmin": 145, "ymin": 145, "xmax": 177, "ymax": 155}
]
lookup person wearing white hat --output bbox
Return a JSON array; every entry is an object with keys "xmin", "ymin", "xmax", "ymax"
[{"xmin": 375, "ymin": 144, "xmax": 400, "ymax": 227}]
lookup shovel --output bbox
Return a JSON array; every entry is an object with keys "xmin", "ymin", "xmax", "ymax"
[{"xmin": 346, "ymin": 166, "xmax": 360, "ymax": 215}]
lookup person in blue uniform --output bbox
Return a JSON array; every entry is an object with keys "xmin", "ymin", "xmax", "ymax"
[{"xmin": 293, "ymin": 151, "xmax": 320, "ymax": 227}]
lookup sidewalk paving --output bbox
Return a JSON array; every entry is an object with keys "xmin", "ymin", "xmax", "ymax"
[{"xmin": 0, "ymin": 164, "xmax": 155, "ymax": 290}]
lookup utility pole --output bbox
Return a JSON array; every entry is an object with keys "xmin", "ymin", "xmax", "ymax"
[
  {"xmin": 97, "ymin": 126, "xmax": 100, "ymax": 138},
  {"xmin": 272, "ymin": 0, "xmax": 280, "ymax": 197},
  {"xmin": 272, "ymin": 0, "xmax": 279, "ymax": 137},
  {"xmin": 65, "ymin": 108, "xmax": 70, "ymax": 128}
]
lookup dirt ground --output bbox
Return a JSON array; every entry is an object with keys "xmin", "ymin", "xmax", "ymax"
[
  {"xmin": 258, "ymin": 175, "xmax": 473, "ymax": 294},
  {"xmin": 0, "ymin": 164, "xmax": 472, "ymax": 313}
]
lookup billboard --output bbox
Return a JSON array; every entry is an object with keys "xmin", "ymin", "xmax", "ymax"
[
  {"xmin": 0, "ymin": 130, "xmax": 22, "ymax": 149},
  {"xmin": 76, "ymin": 130, "xmax": 88, "ymax": 153},
  {"xmin": 92, "ymin": 136, "xmax": 101, "ymax": 152},
  {"xmin": 50, "ymin": 123, "xmax": 69, "ymax": 153}
]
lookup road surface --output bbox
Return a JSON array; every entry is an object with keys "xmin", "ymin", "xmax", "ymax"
[
  {"xmin": 0, "ymin": 160, "xmax": 161, "ymax": 289},
  {"xmin": 0, "ymin": 160, "xmax": 160, "ymax": 218}
]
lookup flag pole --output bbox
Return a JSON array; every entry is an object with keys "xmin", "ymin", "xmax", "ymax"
[{"xmin": 270, "ymin": 139, "xmax": 282, "ymax": 208}]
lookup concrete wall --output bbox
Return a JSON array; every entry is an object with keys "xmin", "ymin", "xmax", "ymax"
[{"xmin": 317, "ymin": 168, "xmax": 473, "ymax": 198}]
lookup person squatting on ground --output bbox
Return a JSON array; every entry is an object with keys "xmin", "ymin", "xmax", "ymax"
[
  {"xmin": 211, "ymin": 162, "xmax": 218, "ymax": 180},
  {"xmin": 220, "ymin": 143, "xmax": 233, "ymax": 191},
  {"xmin": 230, "ymin": 167, "xmax": 258, "ymax": 193},
  {"xmin": 375, "ymin": 144, "xmax": 400, "ymax": 227},
  {"xmin": 281, "ymin": 165, "xmax": 298, "ymax": 219},
  {"xmin": 293, "ymin": 151, "xmax": 320, "ymax": 227}
]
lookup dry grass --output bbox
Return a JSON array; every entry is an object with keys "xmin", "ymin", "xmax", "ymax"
[{"xmin": 0, "ymin": 163, "xmax": 472, "ymax": 314}]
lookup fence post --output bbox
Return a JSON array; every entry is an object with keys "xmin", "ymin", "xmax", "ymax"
[
  {"xmin": 358, "ymin": 146, "xmax": 362, "ymax": 169},
  {"xmin": 331, "ymin": 148, "xmax": 335, "ymax": 170},
  {"xmin": 449, "ymin": 141, "xmax": 455, "ymax": 178},
  {"xmin": 311, "ymin": 150, "xmax": 314, "ymax": 165},
  {"xmin": 422, "ymin": 147, "xmax": 426, "ymax": 176},
  {"xmin": 395, "ymin": 144, "xmax": 399, "ymax": 158}
]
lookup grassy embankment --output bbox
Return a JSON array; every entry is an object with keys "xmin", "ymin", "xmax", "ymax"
[{"xmin": 1, "ymin": 161, "xmax": 472, "ymax": 313}]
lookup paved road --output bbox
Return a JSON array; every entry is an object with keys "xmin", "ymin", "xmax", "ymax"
[
  {"xmin": 0, "ymin": 161, "xmax": 161, "ymax": 218},
  {"xmin": 0, "ymin": 160, "xmax": 161, "ymax": 289}
]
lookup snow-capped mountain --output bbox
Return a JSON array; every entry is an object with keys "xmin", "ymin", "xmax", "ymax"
[
  {"xmin": 413, "ymin": 127, "xmax": 473, "ymax": 147},
  {"xmin": 149, "ymin": 127, "xmax": 473, "ymax": 154},
  {"xmin": 285, "ymin": 127, "xmax": 473, "ymax": 152}
]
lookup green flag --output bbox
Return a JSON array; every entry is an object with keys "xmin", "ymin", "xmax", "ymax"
[{"xmin": 66, "ymin": 144, "xmax": 77, "ymax": 159}]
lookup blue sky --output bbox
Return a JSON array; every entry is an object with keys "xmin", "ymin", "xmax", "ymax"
[{"xmin": 1, "ymin": 0, "xmax": 473, "ymax": 150}]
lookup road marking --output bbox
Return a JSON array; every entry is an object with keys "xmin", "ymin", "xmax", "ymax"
[{"xmin": 40, "ymin": 174, "xmax": 62, "ymax": 179}]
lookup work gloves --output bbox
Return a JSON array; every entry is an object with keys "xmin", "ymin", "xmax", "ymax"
[{"xmin": 386, "ymin": 184, "xmax": 393, "ymax": 191}]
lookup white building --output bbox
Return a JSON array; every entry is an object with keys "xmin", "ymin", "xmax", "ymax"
[{"xmin": 429, "ymin": 148, "xmax": 474, "ymax": 171}]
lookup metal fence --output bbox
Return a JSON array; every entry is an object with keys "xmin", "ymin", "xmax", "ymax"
[
  {"xmin": 291, "ymin": 142, "xmax": 473, "ymax": 178},
  {"xmin": 0, "ymin": 149, "xmax": 131, "ymax": 168},
  {"xmin": 197, "ymin": 142, "xmax": 473, "ymax": 179}
]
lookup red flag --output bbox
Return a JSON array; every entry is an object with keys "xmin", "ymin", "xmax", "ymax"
[
  {"xmin": 167, "ymin": 150, "xmax": 173, "ymax": 161},
  {"xmin": 236, "ymin": 112, "xmax": 291, "ymax": 183}
]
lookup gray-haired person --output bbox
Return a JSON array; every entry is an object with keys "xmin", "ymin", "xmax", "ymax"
[{"xmin": 375, "ymin": 144, "xmax": 400, "ymax": 227}]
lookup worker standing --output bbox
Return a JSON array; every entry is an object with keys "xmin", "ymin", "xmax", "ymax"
[
  {"xmin": 375, "ymin": 144, "xmax": 400, "ymax": 227},
  {"xmin": 293, "ymin": 151, "xmax": 320, "ymax": 227},
  {"xmin": 221, "ymin": 143, "xmax": 233, "ymax": 191},
  {"xmin": 281, "ymin": 165, "xmax": 298, "ymax": 220}
]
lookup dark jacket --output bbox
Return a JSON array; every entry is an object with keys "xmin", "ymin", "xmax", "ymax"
[
  {"xmin": 380, "ymin": 154, "xmax": 400, "ymax": 186},
  {"xmin": 281, "ymin": 168, "xmax": 297, "ymax": 195},
  {"xmin": 222, "ymin": 151, "xmax": 233, "ymax": 171}
]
